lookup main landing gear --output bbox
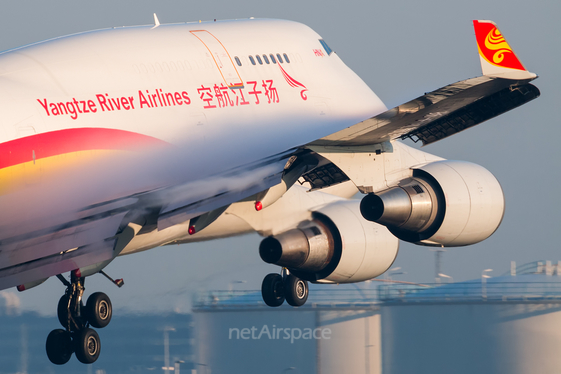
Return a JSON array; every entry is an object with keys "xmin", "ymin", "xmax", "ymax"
[
  {"xmin": 261, "ymin": 268, "xmax": 309, "ymax": 307},
  {"xmin": 46, "ymin": 270, "xmax": 122, "ymax": 365}
]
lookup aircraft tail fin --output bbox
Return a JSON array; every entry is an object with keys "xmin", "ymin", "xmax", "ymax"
[{"xmin": 473, "ymin": 20, "xmax": 537, "ymax": 80}]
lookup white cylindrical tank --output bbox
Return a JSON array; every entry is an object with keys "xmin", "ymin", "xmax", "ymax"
[
  {"xmin": 194, "ymin": 309, "xmax": 318, "ymax": 374},
  {"xmin": 381, "ymin": 273, "xmax": 561, "ymax": 374},
  {"xmin": 194, "ymin": 263, "xmax": 561, "ymax": 374},
  {"xmin": 193, "ymin": 285, "xmax": 382, "ymax": 374},
  {"xmin": 318, "ymin": 309, "xmax": 381, "ymax": 374}
]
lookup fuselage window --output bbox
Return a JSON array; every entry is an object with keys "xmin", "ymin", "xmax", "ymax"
[
  {"xmin": 270, "ymin": 54, "xmax": 277, "ymax": 64},
  {"xmin": 249, "ymin": 55, "xmax": 256, "ymax": 65},
  {"xmin": 283, "ymin": 53, "xmax": 290, "ymax": 63},
  {"xmin": 276, "ymin": 53, "xmax": 283, "ymax": 63},
  {"xmin": 262, "ymin": 54, "xmax": 270, "ymax": 64},
  {"xmin": 234, "ymin": 56, "xmax": 242, "ymax": 66},
  {"xmin": 256, "ymin": 55, "xmax": 263, "ymax": 65}
]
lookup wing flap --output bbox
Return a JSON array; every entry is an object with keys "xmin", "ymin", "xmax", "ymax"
[
  {"xmin": 0, "ymin": 213, "xmax": 127, "ymax": 268},
  {"xmin": 402, "ymin": 82, "xmax": 539, "ymax": 145},
  {"xmin": 0, "ymin": 240, "xmax": 116, "ymax": 290}
]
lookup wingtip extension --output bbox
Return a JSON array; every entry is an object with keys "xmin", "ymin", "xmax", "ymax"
[{"xmin": 473, "ymin": 19, "xmax": 536, "ymax": 80}]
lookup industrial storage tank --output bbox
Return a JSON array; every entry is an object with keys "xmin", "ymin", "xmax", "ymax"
[
  {"xmin": 381, "ymin": 261, "xmax": 561, "ymax": 374},
  {"xmin": 193, "ymin": 261, "xmax": 561, "ymax": 374},
  {"xmin": 193, "ymin": 286, "xmax": 383, "ymax": 374}
]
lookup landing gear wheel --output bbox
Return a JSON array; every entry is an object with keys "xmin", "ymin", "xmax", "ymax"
[
  {"xmin": 85, "ymin": 292, "xmax": 112, "ymax": 328},
  {"xmin": 261, "ymin": 273, "xmax": 285, "ymax": 307},
  {"xmin": 57, "ymin": 295, "xmax": 70, "ymax": 329},
  {"xmin": 46, "ymin": 329, "xmax": 73, "ymax": 365},
  {"xmin": 284, "ymin": 274, "xmax": 309, "ymax": 307},
  {"xmin": 74, "ymin": 328, "xmax": 101, "ymax": 364}
]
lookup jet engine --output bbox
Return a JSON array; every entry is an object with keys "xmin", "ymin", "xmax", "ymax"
[
  {"xmin": 360, "ymin": 160, "xmax": 504, "ymax": 247},
  {"xmin": 259, "ymin": 200, "xmax": 399, "ymax": 283}
]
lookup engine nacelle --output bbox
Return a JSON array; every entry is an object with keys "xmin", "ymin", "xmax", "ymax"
[
  {"xmin": 259, "ymin": 200, "xmax": 399, "ymax": 283},
  {"xmin": 360, "ymin": 160, "xmax": 504, "ymax": 247}
]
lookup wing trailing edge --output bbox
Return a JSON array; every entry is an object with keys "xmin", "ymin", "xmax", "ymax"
[{"xmin": 310, "ymin": 77, "xmax": 539, "ymax": 147}]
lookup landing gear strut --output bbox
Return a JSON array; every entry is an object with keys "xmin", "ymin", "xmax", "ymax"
[
  {"xmin": 261, "ymin": 269, "xmax": 309, "ymax": 307},
  {"xmin": 46, "ymin": 271, "xmax": 114, "ymax": 365}
]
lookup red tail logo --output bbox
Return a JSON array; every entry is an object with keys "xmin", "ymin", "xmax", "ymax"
[{"xmin": 473, "ymin": 20, "xmax": 525, "ymax": 71}]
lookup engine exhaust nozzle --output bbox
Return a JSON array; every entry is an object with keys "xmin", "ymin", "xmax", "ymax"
[
  {"xmin": 360, "ymin": 178, "xmax": 437, "ymax": 233},
  {"xmin": 259, "ymin": 221, "xmax": 334, "ymax": 272}
]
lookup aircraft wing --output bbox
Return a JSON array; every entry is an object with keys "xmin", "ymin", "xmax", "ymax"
[
  {"xmin": 0, "ymin": 211, "xmax": 127, "ymax": 290},
  {"xmin": 310, "ymin": 76, "xmax": 539, "ymax": 147},
  {"xmin": 0, "ymin": 149, "xmax": 291, "ymax": 290},
  {"xmin": 310, "ymin": 20, "xmax": 539, "ymax": 147}
]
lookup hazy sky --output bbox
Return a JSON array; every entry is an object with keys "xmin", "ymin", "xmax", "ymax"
[{"xmin": 0, "ymin": 0, "xmax": 559, "ymax": 315}]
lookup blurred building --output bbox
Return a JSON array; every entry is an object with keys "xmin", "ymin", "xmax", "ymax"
[
  {"xmin": 0, "ymin": 312, "xmax": 194, "ymax": 374},
  {"xmin": 192, "ymin": 261, "xmax": 561, "ymax": 374},
  {"xmin": 194, "ymin": 286, "xmax": 382, "ymax": 374}
]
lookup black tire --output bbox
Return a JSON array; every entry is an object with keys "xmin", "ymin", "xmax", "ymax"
[
  {"xmin": 57, "ymin": 295, "xmax": 70, "ymax": 329},
  {"xmin": 46, "ymin": 329, "xmax": 73, "ymax": 365},
  {"xmin": 85, "ymin": 292, "xmax": 112, "ymax": 329},
  {"xmin": 284, "ymin": 274, "xmax": 308, "ymax": 307},
  {"xmin": 74, "ymin": 328, "xmax": 101, "ymax": 364},
  {"xmin": 261, "ymin": 273, "xmax": 285, "ymax": 307}
]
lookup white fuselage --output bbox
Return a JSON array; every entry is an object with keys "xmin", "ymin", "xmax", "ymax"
[
  {"xmin": 0, "ymin": 19, "xmax": 384, "ymax": 147},
  {"xmin": 0, "ymin": 19, "xmax": 387, "ymax": 261}
]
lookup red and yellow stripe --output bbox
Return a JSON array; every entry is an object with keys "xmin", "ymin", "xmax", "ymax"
[{"xmin": 0, "ymin": 128, "xmax": 169, "ymax": 195}]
